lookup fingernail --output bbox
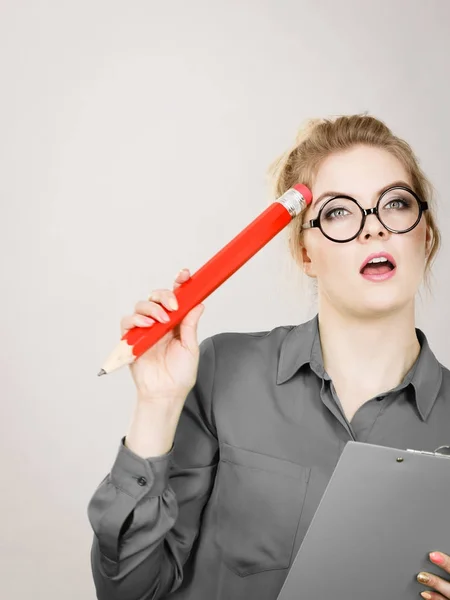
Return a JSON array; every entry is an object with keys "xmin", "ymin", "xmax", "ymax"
[
  {"xmin": 430, "ymin": 551, "xmax": 445, "ymax": 564},
  {"xmin": 169, "ymin": 298, "xmax": 178, "ymax": 310},
  {"xmin": 421, "ymin": 592, "xmax": 432, "ymax": 599},
  {"xmin": 161, "ymin": 313, "xmax": 170, "ymax": 322},
  {"xmin": 417, "ymin": 572, "xmax": 430, "ymax": 584}
]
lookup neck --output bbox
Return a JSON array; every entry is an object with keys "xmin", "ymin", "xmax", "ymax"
[{"xmin": 317, "ymin": 299, "xmax": 421, "ymax": 399}]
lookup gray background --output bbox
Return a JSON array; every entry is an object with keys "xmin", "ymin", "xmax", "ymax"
[{"xmin": 1, "ymin": 1, "xmax": 449, "ymax": 598}]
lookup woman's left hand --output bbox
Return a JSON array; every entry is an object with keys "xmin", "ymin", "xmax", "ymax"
[{"xmin": 417, "ymin": 551, "xmax": 450, "ymax": 599}]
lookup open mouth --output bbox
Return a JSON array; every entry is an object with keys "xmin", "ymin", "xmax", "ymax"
[
  {"xmin": 360, "ymin": 257, "xmax": 396, "ymax": 276},
  {"xmin": 359, "ymin": 254, "xmax": 397, "ymax": 281}
]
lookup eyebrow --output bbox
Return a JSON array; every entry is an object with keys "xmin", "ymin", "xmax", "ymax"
[{"xmin": 311, "ymin": 180, "xmax": 412, "ymax": 211}]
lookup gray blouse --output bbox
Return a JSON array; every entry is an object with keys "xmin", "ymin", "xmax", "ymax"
[{"xmin": 87, "ymin": 314, "xmax": 450, "ymax": 600}]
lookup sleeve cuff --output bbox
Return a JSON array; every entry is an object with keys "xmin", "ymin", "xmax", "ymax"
[{"xmin": 110, "ymin": 436, "xmax": 173, "ymax": 499}]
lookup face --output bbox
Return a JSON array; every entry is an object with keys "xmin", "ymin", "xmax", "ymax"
[{"xmin": 301, "ymin": 144, "xmax": 431, "ymax": 318}]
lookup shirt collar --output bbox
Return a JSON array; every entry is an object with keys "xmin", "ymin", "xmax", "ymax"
[{"xmin": 277, "ymin": 314, "xmax": 442, "ymax": 421}]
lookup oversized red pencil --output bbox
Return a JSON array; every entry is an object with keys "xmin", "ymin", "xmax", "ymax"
[{"xmin": 98, "ymin": 184, "xmax": 312, "ymax": 376}]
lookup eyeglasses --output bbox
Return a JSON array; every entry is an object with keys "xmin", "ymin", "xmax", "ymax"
[{"xmin": 301, "ymin": 185, "xmax": 428, "ymax": 243}]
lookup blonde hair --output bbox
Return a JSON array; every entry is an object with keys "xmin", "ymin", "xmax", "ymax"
[{"xmin": 267, "ymin": 114, "xmax": 440, "ymax": 290}]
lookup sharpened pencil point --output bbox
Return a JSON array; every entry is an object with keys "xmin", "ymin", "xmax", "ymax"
[{"xmin": 97, "ymin": 369, "xmax": 106, "ymax": 377}]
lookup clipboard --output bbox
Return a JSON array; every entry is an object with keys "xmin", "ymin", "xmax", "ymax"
[{"xmin": 276, "ymin": 441, "xmax": 450, "ymax": 600}]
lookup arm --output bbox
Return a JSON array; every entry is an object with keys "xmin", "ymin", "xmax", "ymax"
[{"xmin": 87, "ymin": 337, "xmax": 218, "ymax": 600}]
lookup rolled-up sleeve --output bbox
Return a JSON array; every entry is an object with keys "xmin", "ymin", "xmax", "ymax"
[{"xmin": 87, "ymin": 336, "xmax": 218, "ymax": 600}]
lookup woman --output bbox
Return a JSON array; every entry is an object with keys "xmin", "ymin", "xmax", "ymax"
[{"xmin": 87, "ymin": 114, "xmax": 450, "ymax": 600}]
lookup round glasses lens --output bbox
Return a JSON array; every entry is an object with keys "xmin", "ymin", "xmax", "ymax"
[
  {"xmin": 378, "ymin": 188, "xmax": 420, "ymax": 231},
  {"xmin": 319, "ymin": 197, "xmax": 362, "ymax": 241}
]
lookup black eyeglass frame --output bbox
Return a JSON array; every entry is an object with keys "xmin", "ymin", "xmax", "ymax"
[{"xmin": 301, "ymin": 185, "xmax": 429, "ymax": 243}]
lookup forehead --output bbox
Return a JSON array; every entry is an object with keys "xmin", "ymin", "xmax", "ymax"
[{"xmin": 312, "ymin": 145, "xmax": 411, "ymax": 197}]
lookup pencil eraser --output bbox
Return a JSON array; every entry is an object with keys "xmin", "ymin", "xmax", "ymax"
[{"xmin": 293, "ymin": 183, "xmax": 313, "ymax": 206}]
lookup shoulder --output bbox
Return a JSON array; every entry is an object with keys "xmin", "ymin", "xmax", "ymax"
[
  {"xmin": 198, "ymin": 316, "xmax": 316, "ymax": 373},
  {"xmin": 213, "ymin": 323, "xmax": 296, "ymax": 345},
  {"xmin": 438, "ymin": 361, "xmax": 450, "ymax": 386},
  {"xmin": 417, "ymin": 328, "xmax": 450, "ymax": 393},
  {"xmin": 203, "ymin": 324, "xmax": 296, "ymax": 359},
  {"xmin": 195, "ymin": 325, "xmax": 296, "ymax": 379},
  {"xmin": 196, "ymin": 316, "xmax": 318, "ymax": 386}
]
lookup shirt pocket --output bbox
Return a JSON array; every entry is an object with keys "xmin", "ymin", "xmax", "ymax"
[{"xmin": 215, "ymin": 443, "xmax": 311, "ymax": 577}]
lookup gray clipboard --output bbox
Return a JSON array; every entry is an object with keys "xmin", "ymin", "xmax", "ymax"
[{"xmin": 276, "ymin": 441, "xmax": 450, "ymax": 600}]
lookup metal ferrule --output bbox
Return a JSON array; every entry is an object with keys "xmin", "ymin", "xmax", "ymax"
[{"xmin": 275, "ymin": 187, "xmax": 307, "ymax": 217}]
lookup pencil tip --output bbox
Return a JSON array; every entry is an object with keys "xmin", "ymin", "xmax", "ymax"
[{"xmin": 97, "ymin": 369, "xmax": 106, "ymax": 377}]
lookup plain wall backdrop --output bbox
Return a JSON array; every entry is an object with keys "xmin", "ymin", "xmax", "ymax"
[{"xmin": 1, "ymin": 0, "xmax": 450, "ymax": 598}]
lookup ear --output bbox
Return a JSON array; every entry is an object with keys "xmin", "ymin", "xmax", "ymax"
[
  {"xmin": 425, "ymin": 225, "xmax": 433, "ymax": 258},
  {"xmin": 301, "ymin": 244, "xmax": 317, "ymax": 278}
]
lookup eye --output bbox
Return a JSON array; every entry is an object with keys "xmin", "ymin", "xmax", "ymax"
[
  {"xmin": 382, "ymin": 192, "xmax": 416, "ymax": 210},
  {"xmin": 384, "ymin": 198, "xmax": 409, "ymax": 210},
  {"xmin": 324, "ymin": 207, "xmax": 350, "ymax": 220}
]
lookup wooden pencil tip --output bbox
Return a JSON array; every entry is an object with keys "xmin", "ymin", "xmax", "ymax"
[{"xmin": 97, "ymin": 369, "xmax": 107, "ymax": 377}]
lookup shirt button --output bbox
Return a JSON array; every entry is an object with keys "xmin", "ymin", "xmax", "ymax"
[{"xmin": 137, "ymin": 477, "xmax": 147, "ymax": 486}]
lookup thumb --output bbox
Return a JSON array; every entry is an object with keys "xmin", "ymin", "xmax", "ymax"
[{"xmin": 179, "ymin": 304, "xmax": 205, "ymax": 351}]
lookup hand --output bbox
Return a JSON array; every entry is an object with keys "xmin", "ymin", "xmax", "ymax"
[
  {"xmin": 120, "ymin": 268, "xmax": 205, "ymax": 403},
  {"xmin": 417, "ymin": 551, "xmax": 450, "ymax": 599}
]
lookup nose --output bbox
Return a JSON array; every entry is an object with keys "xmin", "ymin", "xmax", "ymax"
[{"xmin": 360, "ymin": 211, "xmax": 389, "ymax": 240}]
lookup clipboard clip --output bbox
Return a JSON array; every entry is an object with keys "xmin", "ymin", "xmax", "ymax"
[{"xmin": 406, "ymin": 445, "xmax": 450, "ymax": 459}]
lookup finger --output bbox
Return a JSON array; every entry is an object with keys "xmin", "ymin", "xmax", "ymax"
[
  {"xmin": 423, "ymin": 552, "xmax": 450, "ymax": 598},
  {"xmin": 145, "ymin": 289, "xmax": 179, "ymax": 312},
  {"xmin": 178, "ymin": 303, "xmax": 205, "ymax": 352},
  {"xmin": 173, "ymin": 268, "xmax": 191, "ymax": 290},
  {"xmin": 134, "ymin": 299, "xmax": 171, "ymax": 324},
  {"xmin": 120, "ymin": 314, "xmax": 155, "ymax": 336},
  {"xmin": 419, "ymin": 591, "xmax": 447, "ymax": 600},
  {"xmin": 430, "ymin": 552, "xmax": 450, "ymax": 574},
  {"xmin": 417, "ymin": 571, "xmax": 450, "ymax": 599}
]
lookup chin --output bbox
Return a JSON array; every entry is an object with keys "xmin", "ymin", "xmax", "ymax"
[
  {"xmin": 337, "ymin": 277, "xmax": 412, "ymax": 317},
  {"xmin": 355, "ymin": 290, "xmax": 413, "ymax": 317}
]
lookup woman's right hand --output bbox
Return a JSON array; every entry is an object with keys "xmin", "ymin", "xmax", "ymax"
[{"xmin": 120, "ymin": 268, "xmax": 205, "ymax": 405}]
